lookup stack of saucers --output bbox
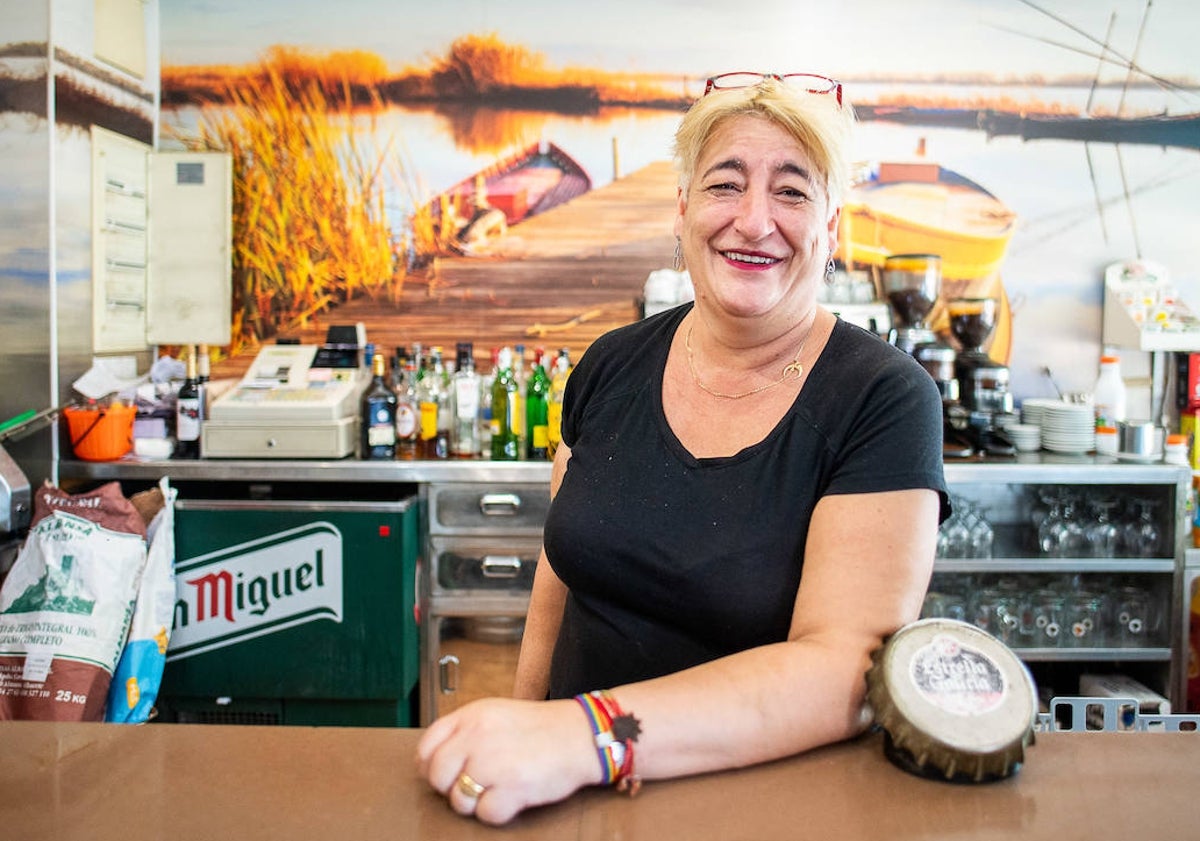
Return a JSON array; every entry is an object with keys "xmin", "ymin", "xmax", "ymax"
[
  {"xmin": 1020, "ymin": 397, "xmax": 1062, "ymax": 427},
  {"xmin": 1006, "ymin": 423, "xmax": 1042, "ymax": 452},
  {"xmin": 1039, "ymin": 401, "xmax": 1096, "ymax": 454}
]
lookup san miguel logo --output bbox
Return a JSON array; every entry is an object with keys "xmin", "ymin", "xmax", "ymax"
[{"xmin": 167, "ymin": 522, "xmax": 344, "ymax": 660}]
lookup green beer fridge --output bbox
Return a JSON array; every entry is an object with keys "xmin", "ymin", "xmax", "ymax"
[{"xmin": 158, "ymin": 496, "xmax": 419, "ymax": 727}]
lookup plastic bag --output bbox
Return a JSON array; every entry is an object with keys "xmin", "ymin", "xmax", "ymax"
[{"xmin": 106, "ymin": 477, "xmax": 177, "ymax": 723}]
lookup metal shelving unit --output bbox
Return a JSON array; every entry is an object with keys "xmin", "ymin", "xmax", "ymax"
[{"xmin": 941, "ymin": 454, "xmax": 1191, "ymax": 709}]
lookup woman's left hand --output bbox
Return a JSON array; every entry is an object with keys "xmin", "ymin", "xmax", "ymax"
[{"xmin": 415, "ymin": 697, "xmax": 602, "ymax": 825}]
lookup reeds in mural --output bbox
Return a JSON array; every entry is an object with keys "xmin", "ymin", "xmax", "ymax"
[{"xmin": 178, "ymin": 53, "xmax": 409, "ymax": 356}]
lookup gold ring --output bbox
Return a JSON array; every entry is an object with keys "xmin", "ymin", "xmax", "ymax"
[{"xmin": 456, "ymin": 772, "xmax": 487, "ymax": 800}]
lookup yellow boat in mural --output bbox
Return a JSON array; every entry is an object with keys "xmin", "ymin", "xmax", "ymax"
[{"xmin": 839, "ymin": 158, "xmax": 1018, "ymax": 362}]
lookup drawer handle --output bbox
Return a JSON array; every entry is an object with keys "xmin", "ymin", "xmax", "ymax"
[
  {"xmin": 479, "ymin": 493, "xmax": 522, "ymax": 516},
  {"xmin": 438, "ymin": 654, "xmax": 460, "ymax": 695},
  {"xmin": 481, "ymin": 555, "xmax": 522, "ymax": 578}
]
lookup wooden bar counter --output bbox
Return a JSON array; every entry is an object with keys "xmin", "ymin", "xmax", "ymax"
[{"xmin": 2, "ymin": 721, "xmax": 1199, "ymax": 840}]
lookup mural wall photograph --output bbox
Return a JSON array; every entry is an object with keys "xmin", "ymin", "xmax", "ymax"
[{"xmin": 161, "ymin": 0, "xmax": 1200, "ymax": 398}]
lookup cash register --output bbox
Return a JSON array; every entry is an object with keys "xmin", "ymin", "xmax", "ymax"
[{"xmin": 202, "ymin": 326, "xmax": 370, "ymax": 458}]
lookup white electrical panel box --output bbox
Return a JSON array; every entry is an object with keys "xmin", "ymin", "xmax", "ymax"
[
  {"xmin": 91, "ymin": 126, "xmax": 232, "ymax": 351},
  {"xmin": 146, "ymin": 152, "xmax": 233, "ymax": 346}
]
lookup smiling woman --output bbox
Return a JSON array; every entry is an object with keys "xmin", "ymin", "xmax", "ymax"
[{"xmin": 415, "ymin": 74, "xmax": 949, "ymax": 826}]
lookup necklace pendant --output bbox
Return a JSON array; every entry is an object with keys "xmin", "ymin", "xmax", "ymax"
[{"xmin": 782, "ymin": 360, "xmax": 804, "ymax": 379}]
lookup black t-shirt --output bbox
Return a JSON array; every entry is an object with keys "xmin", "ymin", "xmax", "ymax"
[{"xmin": 543, "ymin": 304, "xmax": 949, "ymax": 699}]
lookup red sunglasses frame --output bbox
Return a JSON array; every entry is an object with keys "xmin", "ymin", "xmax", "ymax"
[{"xmin": 703, "ymin": 72, "xmax": 844, "ymax": 107}]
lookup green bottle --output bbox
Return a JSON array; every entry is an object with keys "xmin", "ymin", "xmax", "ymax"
[
  {"xmin": 490, "ymin": 347, "xmax": 520, "ymax": 460},
  {"xmin": 525, "ymin": 348, "xmax": 551, "ymax": 460}
]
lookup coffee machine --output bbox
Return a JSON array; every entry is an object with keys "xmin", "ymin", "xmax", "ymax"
[{"xmin": 944, "ymin": 296, "xmax": 1016, "ymax": 457}]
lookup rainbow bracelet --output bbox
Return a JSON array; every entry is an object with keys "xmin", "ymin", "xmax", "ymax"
[{"xmin": 573, "ymin": 689, "xmax": 641, "ymax": 795}]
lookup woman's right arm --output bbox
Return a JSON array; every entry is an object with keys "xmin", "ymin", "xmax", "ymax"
[{"xmin": 511, "ymin": 442, "xmax": 572, "ymax": 700}]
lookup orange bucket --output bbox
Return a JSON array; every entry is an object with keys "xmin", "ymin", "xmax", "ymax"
[{"xmin": 63, "ymin": 403, "xmax": 136, "ymax": 461}]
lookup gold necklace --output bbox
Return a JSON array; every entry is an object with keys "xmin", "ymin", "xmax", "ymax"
[{"xmin": 684, "ymin": 323, "xmax": 806, "ymax": 400}]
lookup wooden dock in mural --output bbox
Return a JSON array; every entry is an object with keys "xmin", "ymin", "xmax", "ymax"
[{"xmin": 211, "ymin": 160, "xmax": 679, "ymax": 378}]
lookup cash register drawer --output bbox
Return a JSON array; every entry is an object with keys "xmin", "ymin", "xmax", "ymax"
[{"xmin": 201, "ymin": 417, "xmax": 356, "ymax": 458}]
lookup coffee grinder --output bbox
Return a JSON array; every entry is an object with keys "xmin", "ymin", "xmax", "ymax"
[
  {"xmin": 882, "ymin": 254, "xmax": 960, "ymax": 403},
  {"xmin": 882, "ymin": 254, "xmax": 940, "ymax": 356},
  {"xmin": 945, "ymin": 296, "xmax": 1016, "ymax": 457}
]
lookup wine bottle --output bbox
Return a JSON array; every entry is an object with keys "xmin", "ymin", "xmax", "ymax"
[
  {"xmin": 175, "ymin": 346, "xmax": 202, "ymax": 459},
  {"xmin": 196, "ymin": 343, "xmax": 211, "ymax": 383}
]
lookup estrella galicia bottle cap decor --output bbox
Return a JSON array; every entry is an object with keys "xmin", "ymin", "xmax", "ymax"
[{"xmin": 866, "ymin": 618, "xmax": 1038, "ymax": 783}]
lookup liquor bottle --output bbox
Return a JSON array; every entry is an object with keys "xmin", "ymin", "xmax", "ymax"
[
  {"xmin": 451, "ymin": 342, "xmax": 480, "ymax": 458},
  {"xmin": 394, "ymin": 357, "xmax": 420, "ymax": 460},
  {"xmin": 412, "ymin": 343, "xmax": 426, "ymax": 384},
  {"xmin": 490, "ymin": 346, "xmax": 520, "ymax": 460},
  {"xmin": 417, "ymin": 349, "xmax": 450, "ymax": 459},
  {"xmin": 525, "ymin": 348, "xmax": 551, "ymax": 460},
  {"xmin": 477, "ymin": 347, "xmax": 498, "ymax": 458},
  {"xmin": 417, "ymin": 357, "xmax": 440, "ymax": 459},
  {"xmin": 547, "ymin": 348, "xmax": 572, "ymax": 457},
  {"xmin": 512, "ymin": 344, "xmax": 527, "ymax": 454},
  {"xmin": 174, "ymin": 345, "xmax": 202, "ymax": 459},
  {"xmin": 360, "ymin": 352, "xmax": 397, "ymax": 460},
  {"xmin": 390, "ymin": 345, "xmax": 409, "ymax": 392},
  {"xmin": 433, "ymin": 348, "xmax": 452, "ymax": 458}
]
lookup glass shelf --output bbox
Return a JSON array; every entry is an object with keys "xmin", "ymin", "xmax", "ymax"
[
  {"xmin": 934, "ymin": 558, "xmax": 1176, "ymax": 574},
  {"xmin": 1014, "ymin": 647, "xmax": 1172, "ymax": 663}
]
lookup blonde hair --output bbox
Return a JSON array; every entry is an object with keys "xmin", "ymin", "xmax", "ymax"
[{"xmin": 672, "ymin": 79, "xmax": 856, "ymax": 207}]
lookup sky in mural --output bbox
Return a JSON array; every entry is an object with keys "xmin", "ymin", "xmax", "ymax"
[{"xmin": 163, "ymin": 0, "xmax": 1198, "ymax": 86}]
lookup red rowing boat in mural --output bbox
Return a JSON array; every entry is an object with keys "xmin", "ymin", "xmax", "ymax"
[{"xmin": 425, "ymin": 140, "xmax": 592, "ymax": 253}]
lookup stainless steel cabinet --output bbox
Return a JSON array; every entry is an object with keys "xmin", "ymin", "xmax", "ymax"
[
  {"xmin": 935, "ymin": 457, "xmax": 1191, "ymax": 709},
  {"xmin": 420, "ymin": 482, "xmax": 549, "ymax": 724}
]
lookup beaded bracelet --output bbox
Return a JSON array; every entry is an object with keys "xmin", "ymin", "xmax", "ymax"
[{"xmin": 573, "ymin": 689, "xmax": 642, "ymax": 795}]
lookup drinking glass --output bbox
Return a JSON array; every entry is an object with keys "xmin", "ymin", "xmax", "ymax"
[
  {"xmin": 1122, "ymin": 499, "xmax": 1162, "ymax": 558},
  {"xmin": 937, "ymin": 506, "xmax": 972, "ymax": 559},
  {"xmin": 1085, "ymin": 497, "xmax": 1121, "ymax": 559},
  {"xmin": 1111, "ymin": 584, "xmax": 1155, "ymax": 647},
  {"xmin": 1064, "ymin": 591, "xmax": 1106, "ymax": 648},
  {"xmin": 966, "ymin": 504, "xmax": 995, "ymax": 559},
  {"xmin": 1046, "ymin": 492, "xmax": 1089, "ymax": 558},
  {"xmin": 972, "ymin": 586, "xmax": 1022, "ymax": 646},
  {"xmin": 921, "ymin": 591, "xmax": 967, "ymax": 623},
  {"xmin": 1036, "ymin": 487, "xmax": 1066, "ymax": 557},
  {"xmin": 1027, "ymin": 587, "xmax": 1066, "ymax": 649}
]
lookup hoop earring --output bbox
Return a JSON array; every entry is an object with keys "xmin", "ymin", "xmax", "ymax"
[
  {"xmin": 825, "ymin": 258, "xmax": 836, "ymax": 283},
  {"xmin": 673, "ymin": 237, "xmax": 683, "ymax": 272}
]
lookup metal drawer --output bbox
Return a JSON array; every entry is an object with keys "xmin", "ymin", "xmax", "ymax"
[
  {"xmin": 428, "ymin": 536, "xmax": 541, "ymax": 597},
  {"xmin": 426, "ymin": 482, "xmax": 550, "ymax": 535}
]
